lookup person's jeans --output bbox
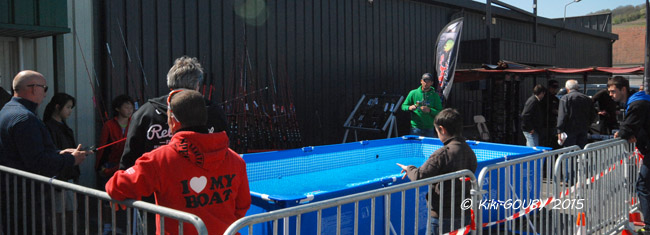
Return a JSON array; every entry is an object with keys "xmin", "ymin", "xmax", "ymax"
[
  {"xmin": 522, "ymin": 131, "xmax": 539, "ymax": 147},
  {"xmin": 427, "ymin": 216, "xmax": 470, "ymax": 235},
  {"xmin": 637, "ymin": 164, "xmax": 650, "ymax": 226},
  {"xmin": 411, "ymin": 127, "xmax": 436, "ymax": 138}
]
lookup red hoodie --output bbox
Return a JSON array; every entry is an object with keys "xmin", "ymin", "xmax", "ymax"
[{"xmin": 106, "ymin": 130, "xmax": 251, "ymax": 235}]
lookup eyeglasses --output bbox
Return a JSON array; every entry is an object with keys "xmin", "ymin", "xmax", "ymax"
[
  {"xmin": 167, "ymin": 89, "xmax": 184, "ymax": 108},
  {"xmin": 167, "ymin": 89, "xmax": 183, "ymax": 122},
  {"xmin": 26, "ymin": 84, "xmax": 48, "ymax": 92}
]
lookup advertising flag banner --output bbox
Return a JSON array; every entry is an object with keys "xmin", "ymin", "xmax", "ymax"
[{"xmin": 436, "ymin": 18, "xmax": 464, "ymax": 101}]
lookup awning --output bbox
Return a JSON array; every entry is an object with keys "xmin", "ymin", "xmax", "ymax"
[
  {"xmin": 455, "ymin": 66, "xmax": 644, "ymax": 83},
  {"xmin": 0, "ymin": 23, "xmax": 70, "ymax": 38}
]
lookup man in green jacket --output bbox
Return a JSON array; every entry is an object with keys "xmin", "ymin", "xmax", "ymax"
[{"xmin": 401, "ymin": 73, "xmax": 443, "ymax": 137}]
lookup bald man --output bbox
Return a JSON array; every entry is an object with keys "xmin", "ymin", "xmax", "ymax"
[{"xmin": 0, "ymin": 70, "xmax": 87, "ymax": 177}]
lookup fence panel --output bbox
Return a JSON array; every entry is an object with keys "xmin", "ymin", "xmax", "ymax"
[
  {"xmin": 0, "ymin": 165, "xmax": 208, "ymax": 235},
  {"xmin": 474, "ymin": 147, "xmax": 579, "ymax": 235},
  {"xmin": 225, "ymin": 170, "xmax": 477, "ymax": 235},
  {"xmin": 553, "ymin": 139, "xmax": 636, "ymax": 234}
]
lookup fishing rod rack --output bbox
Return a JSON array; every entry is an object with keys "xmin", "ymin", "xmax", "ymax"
[{"xmin": 342, "ymin": 94, "xmax": 404, "ymax": 143}]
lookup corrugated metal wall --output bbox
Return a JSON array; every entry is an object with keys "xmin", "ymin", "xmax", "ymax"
[{"xmin": 97, "ymin": 0, "xmax": 615, "ymax": 146}]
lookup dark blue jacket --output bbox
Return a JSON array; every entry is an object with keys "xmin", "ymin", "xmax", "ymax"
[
  {"xmin": 0, "ymin": 97, "xmax": 74, "ymax": 177},
  {"xmin": 622, "ymin": 91, "xmax": 650, "ymax": 157}
]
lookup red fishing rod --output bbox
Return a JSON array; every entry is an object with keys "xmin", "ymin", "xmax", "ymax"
[{"xmin": 90, "ymin": 138, "xmax": 126, "ymax": 152}]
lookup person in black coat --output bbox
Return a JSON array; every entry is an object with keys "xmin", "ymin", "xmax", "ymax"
[
  {"xmin": 119, "ymin": 56, "xmax": 228, "ymax": 170},
  {"xmin": 557, "ymin": 80, "xmax": 596, "ymax": 149},
  {"xmin": 43, "ymin": 92, "xmax": 82, "ymax": 232},
  {"xmin": 592, "ymin": 88, "xmax": 618, "ymax": 135},
  {"xmin": 540, "ymin": 80, "xmax": 560, "ymax": 148},
  {"xmin": 43, "ymin": 93, "xmax": 80, "ymax": 181},
  {"xmin": 521, "ymin": 85, "xmax": 546, "ymax": 147}
]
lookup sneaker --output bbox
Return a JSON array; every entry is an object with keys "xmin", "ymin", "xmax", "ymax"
[
  {"xmin": 638, "ymin": 227, "xmax": 650, "ymax": 235},
  {"xmin": 102, "ymin": 224, "xmax": 111, "ymax": 235}
]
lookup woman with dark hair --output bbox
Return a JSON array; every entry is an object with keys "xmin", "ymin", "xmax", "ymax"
[
  {"xmin": 96, "ymin": 95, "xmax": 134, "ymax": 186},
  {"xmin": 43, "ymin": 92, "xmax": 79, "ymax": 180},
  {"xmin": 43, "ymin": 92, "xmax": 79, "ymax": 231}
]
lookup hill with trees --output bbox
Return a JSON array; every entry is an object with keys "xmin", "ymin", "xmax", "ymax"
[{"xmin": 590, "ymin": 4, "xmax": 646, "ymax": 25}]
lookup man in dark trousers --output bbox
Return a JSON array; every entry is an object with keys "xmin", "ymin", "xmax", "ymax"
[
  {"xmin": 557, "ymin": 79, "xmax": 595, "ymax": 149},
  {"xmin": 608, "ymin": 76, "xmax": 650, "ymax": 234},
  {"xmin": 396, "ymin": 108, "xmax": 477, "ymax": 235},
  {"xmin": 521, "ymin": 84, "xmax": 546, "ymax": 147},
  {"xmin": 120, "ymin": 56, "xmax": 228, "ymax": 170}
]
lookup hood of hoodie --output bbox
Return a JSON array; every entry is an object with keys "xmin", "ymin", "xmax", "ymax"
[
  {"xmin": 148, "ymin": 95, "xmax": 220, "ymax": 115},
  {"xmin": 168, "ymin": 130, "xmax": 230, "ymax": 170},
  {"xmin": 626, "ymin": 91, "xmax": 650, "ymax": 114},
  {"xmin": 148, "ymin": 95, "xmax": 169, "ymax": 116}
]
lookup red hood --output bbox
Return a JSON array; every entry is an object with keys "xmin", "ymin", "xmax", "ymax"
[{"xmin": 168, "ymin": 131, "xmax": 230, "ymax": 170}]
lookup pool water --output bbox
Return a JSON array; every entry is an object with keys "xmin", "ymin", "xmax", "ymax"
[{"xmin": 249, "ymin": 157, "xmax": 426, "ymax": 196}]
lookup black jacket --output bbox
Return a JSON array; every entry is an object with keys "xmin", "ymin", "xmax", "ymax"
[
  {"xmin": 557, "ymin": 91, "xmax": 596, "ymax": 134},
  {"xmin": 119, "ymin": 95, "xmax": 228, "ymax": 169},
  {"xmin": 521, "ymin": 95, "xmax": 543, "ymax": 132},
  {"xmin": 540, "ymin": 93, "xmax": 559, "ymax": 128},
  {"xmin": 592, "ymin": 89, "xmax": 618, "ymax": 129},
  {"xmin": 405, "ymin": 137, "xmax": 477, "ymax": 218},
  {"xmin": 44, "ymin": 119, "xmax": 80, "ymax": 181},
  {"xmin": 620, "ymin": 92, "xmax": 650, "ymax": 158}
]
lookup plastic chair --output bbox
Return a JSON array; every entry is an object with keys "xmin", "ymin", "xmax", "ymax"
[{"xmin": 474, "ymin": 115, "xmax": 490, "ymax": 141}]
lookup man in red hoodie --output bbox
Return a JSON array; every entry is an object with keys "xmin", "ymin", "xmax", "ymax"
[{"xmin": 106, "ymin": 89, "xmax": 251, "ymax": 234}]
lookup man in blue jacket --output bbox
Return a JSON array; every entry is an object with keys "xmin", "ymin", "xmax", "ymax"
[
  {"xmin": 608, "ymin": 76, "xmax": 650, "ymax": 234},
  {"xmin": 0, "ymin": 70, "xmax": 88, "ymax": 234},
  {"xmin": 0, "ymin": 70, "xmax": 87, "ymax": 176}
]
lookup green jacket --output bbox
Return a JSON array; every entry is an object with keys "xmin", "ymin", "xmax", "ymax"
[{"xmin": 401, "ymin": 86, "xmax": 442, "ymax": 129}]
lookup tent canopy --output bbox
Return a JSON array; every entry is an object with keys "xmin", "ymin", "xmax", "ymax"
[{"xmin": 455, "ymin": 66, "xmax": 644, "ymax": 83}]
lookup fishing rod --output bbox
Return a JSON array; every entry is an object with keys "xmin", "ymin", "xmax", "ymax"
[
  {"xmin": 115, "ymin": 18, "xmax": 146, "ymax": 104},
  {"xmin": 218, "ymin": 87, "xmax": 269, "ymax": 105},
  {"xmin": 89, "ymin": 137, "xmax": 126, "ymax": 152},
  {"xmin": 75, "ymin": 32, "xmax": 109, "ymax": 122}
]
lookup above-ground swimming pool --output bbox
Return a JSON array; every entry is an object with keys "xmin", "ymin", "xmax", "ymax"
[{"xmin": 241, "ymin": 136, "xmax": 547, "ymax": 234}]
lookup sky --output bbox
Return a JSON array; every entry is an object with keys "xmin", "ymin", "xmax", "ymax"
[{"xmin": 474, "ymin": 0, "xmax": 646, "ymax": 19}]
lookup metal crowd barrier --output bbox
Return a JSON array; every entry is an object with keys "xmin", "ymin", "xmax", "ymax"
[
  {"xmin": 475, "ymin": 147, "xmax": 580, "ymax": 235},
  {"xmin": 1, "ymin": 138, "xmax": 640, "ymax": 235},
  {"xmin": 224, "ymin": 170, "xmax": 478, "ymax": 235},
  {"xmin": 585, "ymin": 139, "xmax": 639, "ymax": 212},
  {"xmin": 0, "ymin": 165, "xmax": 208, "ymax": 235},
  {"xmin": 553, "ymin": 139, "xmax": 637, "ymax": 234},
  {"xmin": 225, "ymin": 139, "xmax": 640, "ymax": 235}
]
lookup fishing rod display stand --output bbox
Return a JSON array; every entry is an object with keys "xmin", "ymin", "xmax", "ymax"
[{"xmin": 342, "ymin": 94, "xmax": 404, "ymax": 143}]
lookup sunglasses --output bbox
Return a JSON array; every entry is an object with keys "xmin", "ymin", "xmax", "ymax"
[
  {"xmin": 167, "ymin": 89, "xmax": 183, "ymax": 122},
  {"xmin": 26, "ymin": 84, "xmax": 48, "ymax": 92}
]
